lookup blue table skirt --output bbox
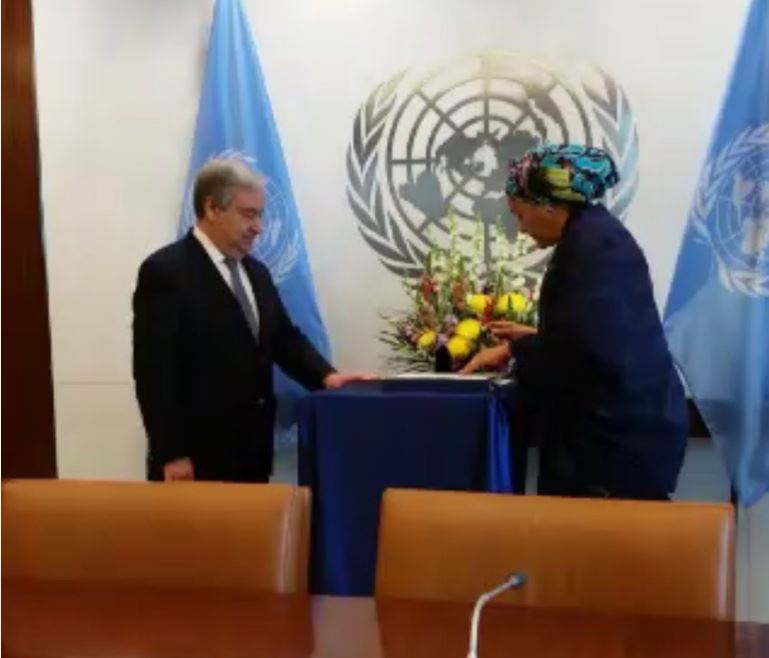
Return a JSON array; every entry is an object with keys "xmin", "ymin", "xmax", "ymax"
[{"xmin": 298, "ymin": 380, "xmax": 513, "ymax": 595}]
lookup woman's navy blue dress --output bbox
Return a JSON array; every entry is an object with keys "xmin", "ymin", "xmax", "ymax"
[{"xmin": 512, "ymin": 204, "xmax": 688, "ymax": 498}]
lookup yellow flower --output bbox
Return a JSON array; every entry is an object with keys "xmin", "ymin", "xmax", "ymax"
[
  {"xmin": 466, "ymin": 293, "xmax": 491, "ymax": 316},
  {"xmin": 455, "ymin": 318, "xmax": 481, "ymax": 341},
  {"xmin": 417, "ymin": 330, "xmax": 437, "ymax": 349},
  {"xmin": 447, "ymin": 335, "xmax": 472, "ymax": 359},
  {"xmin": 495, "ymin": 292, "xmax": 528, "ymax": 315}
]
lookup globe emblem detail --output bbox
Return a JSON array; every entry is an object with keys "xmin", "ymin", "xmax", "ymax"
[
  {"xmin": 691, "ymin": 125, "xmax": 769, "ymax": 297},
  {"xmin": 347, "ymin": 51, "xmax": 640, "ymax": 278}
]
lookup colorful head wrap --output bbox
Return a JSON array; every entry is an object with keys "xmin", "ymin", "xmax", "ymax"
[{"xmin": 506, "ymin": 143, "xmax": 619, "ymax": 204}]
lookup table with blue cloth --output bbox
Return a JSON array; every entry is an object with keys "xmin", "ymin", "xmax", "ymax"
[{"xmin": 297, "ymin": 378, "xmax": 517, "ymax": 596}]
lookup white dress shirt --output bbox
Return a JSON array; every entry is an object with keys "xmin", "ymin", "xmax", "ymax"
[{"xmin": 193, "ymin": 226, "xmax": 260, "ymax": 333}]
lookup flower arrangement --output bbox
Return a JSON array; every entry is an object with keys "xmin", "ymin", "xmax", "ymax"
[{"xmin": 380, "ymin": 211, "xmax": 543, "ymax": 372}]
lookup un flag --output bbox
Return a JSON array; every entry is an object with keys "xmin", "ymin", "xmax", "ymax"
[{"xmin": 664, "ymin": 0, "xmax": 769, "ymax": 505}]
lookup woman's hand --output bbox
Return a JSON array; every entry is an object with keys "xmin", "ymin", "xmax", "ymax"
[
  {"xmin": 485, "ymin": 321, "xmax": 537, "ymax": 341},
  {"xmin": 459, "ymin": 343, "xmax": 511, "ymax": 375}
]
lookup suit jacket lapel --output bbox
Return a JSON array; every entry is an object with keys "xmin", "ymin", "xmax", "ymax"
[{"xmin": 182, "ymin": 233, "xmax": 261, "ymax": 349}]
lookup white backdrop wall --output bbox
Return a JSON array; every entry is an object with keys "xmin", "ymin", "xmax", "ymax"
[
  {"xmin": 34, "ymin": 0, "xmax": 749, "ymax": 387},
  {"xmin": 33, "ymin": 0, "xmax": 748, "ymax": 473},
  {"xmin": 30, "ymin": 0, "xmax": 769, "ymax": 622}
]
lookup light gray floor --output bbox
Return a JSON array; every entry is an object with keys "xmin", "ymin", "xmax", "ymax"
[{"xmin": 273, "ymin": 440, "xmax": 769, "ymax": 622}]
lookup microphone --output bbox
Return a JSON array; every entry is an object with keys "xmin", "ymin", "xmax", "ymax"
[{"xmin": 467, "ymin": 572, "xmax": 526, "ymax": 658}]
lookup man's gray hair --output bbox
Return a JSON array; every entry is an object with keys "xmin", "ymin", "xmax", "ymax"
[{"xmin": 193, "ymin": 157, "xmax": 264, "ymax": 218}]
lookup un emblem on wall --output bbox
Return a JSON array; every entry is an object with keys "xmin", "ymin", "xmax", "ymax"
[
  {"xmin": 347, "ymin": 51, "xmax": 640, "ymax": 277},
  {"xmin": 691, "ymin": 124, "xmax": 769, "ymax": 297}
]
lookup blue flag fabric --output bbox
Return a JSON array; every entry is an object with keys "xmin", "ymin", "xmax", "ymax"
[
  {"xmin": 178, "ymin": 0, "xmax": 331, "ymax": 447},
  {"xmin": 664, "ymin": 0, "xmax": 769, "ymax": 506}
]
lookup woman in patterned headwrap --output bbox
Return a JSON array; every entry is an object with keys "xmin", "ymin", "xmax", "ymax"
[{"xmin": 462, "ymin": 143, "xmax": 688, "ymax": 500}]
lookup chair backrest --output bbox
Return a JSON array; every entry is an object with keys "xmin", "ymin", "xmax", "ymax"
[
  {"xmin": 375, "ymin": 489, "xmax": 735, "ymax": 620},
  {"xmin": 2, "ymin": 479, "xmax": 311, "ymax": 593}
]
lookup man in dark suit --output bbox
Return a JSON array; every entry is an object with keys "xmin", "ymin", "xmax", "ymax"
[{"xmin": 133, "ymin": 158, "xmax": 364, "ymax": 482}]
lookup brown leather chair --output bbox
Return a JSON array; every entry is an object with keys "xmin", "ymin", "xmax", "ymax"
[
  {"xmin": 2, "ymin": 479, "xmax": 311, "ymax": 593},
  {"xmin": 375, "ymin": 489, "xmax": 735, "ymax": 619}
]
